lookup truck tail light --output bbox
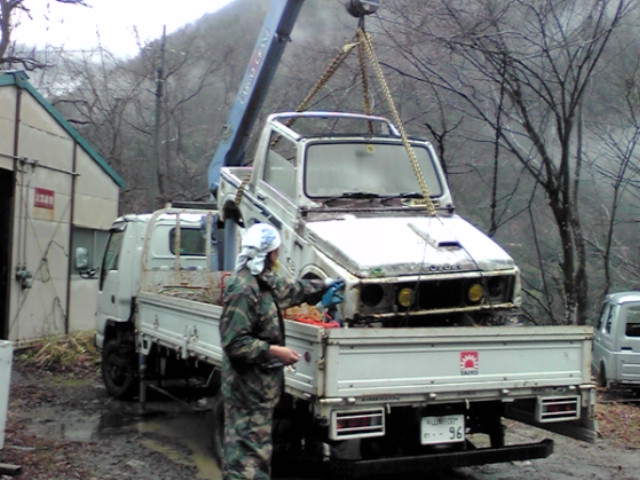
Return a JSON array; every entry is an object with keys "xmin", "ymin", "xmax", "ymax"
[
  {"xmin": 330, "ymin": 408, "xmax": 385, "ymax": 440},
  {"xmin": 536, "ymin": 395, "xmax": 581, "ymax": 422}
]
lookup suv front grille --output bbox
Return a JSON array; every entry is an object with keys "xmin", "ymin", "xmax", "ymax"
[{"xmin": 358, "ymin": 274, "xmax": 516, "ymax": 318}]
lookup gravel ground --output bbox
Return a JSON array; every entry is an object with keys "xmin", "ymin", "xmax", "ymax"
[
  {"xmin": 3, "ymin": 366, "xmax": 206, "ymax": 480},
  {"xmin": 1, "ymin": 354, "xmax": 639, "ymax": 480}
]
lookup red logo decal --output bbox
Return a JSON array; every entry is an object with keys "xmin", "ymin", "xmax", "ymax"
[
  {"xmin": 460, "ymin": 351, "xmax": 479, "ymax": 375},
  {"xmin": 34, "ymin": 187, "xmax": 55, "ymax": 209}
]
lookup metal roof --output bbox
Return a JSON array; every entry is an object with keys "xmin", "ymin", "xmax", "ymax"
[{"xmin": 0, "ymin": 70, "xmax": 125, "ymax": 188}]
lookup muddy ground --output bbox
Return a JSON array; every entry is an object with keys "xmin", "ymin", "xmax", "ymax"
[{"xmin": 1, "ymin": 344, "xmax": 639, "ymax": 480}]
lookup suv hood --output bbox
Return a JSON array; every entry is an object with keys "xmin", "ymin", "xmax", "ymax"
[{"xmin": 306, "ymin": 215, "xmax": 515, "ymax": 277}]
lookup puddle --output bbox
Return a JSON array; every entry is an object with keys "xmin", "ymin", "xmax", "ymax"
[
  {"xmin": 20, "ymin": 393, "xmax": 326, "ymax": 480},
  {"xmin": 104, "ymin": 398, "xmax": 221, "ymax": 480},
  {"xmin": 137, "ymin": 411, "xmax": 221, "ymax": 480},
  {"xmin": 23, "ymin": 405, "xmax": 103, "ymax": 442},
  {"xmin": 22, "ymin": 396, "xmax": 221, "ymax": 480}
]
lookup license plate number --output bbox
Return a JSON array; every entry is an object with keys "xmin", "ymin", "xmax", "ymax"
[{"xmin": 420, "ymin": 414, "xmax": 465, "ymax": 445}]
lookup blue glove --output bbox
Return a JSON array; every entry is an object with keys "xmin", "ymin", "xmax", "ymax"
[{"xmin": 321, "ymin": 280, "xmax": 345, "ymax": 308}]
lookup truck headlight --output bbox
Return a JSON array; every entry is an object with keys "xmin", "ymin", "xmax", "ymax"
[
  {"xmin": 467, "ymin": 283, "xmax": 484, "ymax": 303},
  {"xmin": 488, "ymin": 276, "xmax": 505, "ymax": 297},
  {"xmin": 361, "ymin": 284, "xmax": 384, "ymax": 307},
  {"xmin": 397, "ymin": 287, "xmax": 413, "ymax": 308}
]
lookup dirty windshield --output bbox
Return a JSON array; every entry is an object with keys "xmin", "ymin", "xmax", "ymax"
[{"xmin": 304, "ymin": 142, "xmax": 443, "ymax": 199}]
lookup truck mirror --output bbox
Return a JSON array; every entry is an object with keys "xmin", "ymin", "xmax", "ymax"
[{"xmin": 74, "ymin": 247, "xmax": 97, "ymax": 278}]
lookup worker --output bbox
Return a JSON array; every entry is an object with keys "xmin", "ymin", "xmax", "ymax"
[{"xmin": 219, "ymin": 222, "xmax": 344, "ymax": 480}]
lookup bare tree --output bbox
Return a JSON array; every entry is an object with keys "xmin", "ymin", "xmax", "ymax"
[
  {"xmin": 379, "ymin": 0, "xmax": 634, "ymax": 325},
  {"xmin": 39, "ymin": 19, "xmax": 238, "ymax": 213},
  {"xmin": 586, "ymin": 54, "xmax": 640, "ymax": 295},
  {"xmin": 0, "ymin": 0, "xmax": 87, "ymax": 70}
]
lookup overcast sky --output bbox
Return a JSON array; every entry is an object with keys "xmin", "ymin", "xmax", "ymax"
[{"xmin": 13, "ymin": 0, "xmax": 236, "ymax": 58}]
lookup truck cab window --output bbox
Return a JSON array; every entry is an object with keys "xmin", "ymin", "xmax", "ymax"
[
  {"xmin": 596, "ymin": 304, "xmax": 608, "ymax": 331},
  {"xmin": 624, "ymin": 305, "xmax": 640, "ymax": 337},
  {"xmin": 263, "ymin": 132, "xmax": 296, "ymax": 201},
  {"xmin": 99, "ymin": 229, "xmax": 124, "ymax": 289},
  {"xmin": 605, "ymin": 306, "xmax": 615, "ymax": 334},
  {"xmin": 169, "ymin": 228, "xmax": 206, "ymax": 256}
]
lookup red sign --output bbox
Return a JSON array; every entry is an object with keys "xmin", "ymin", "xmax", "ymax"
[
  {"xmin": 460, "ymin": 351, "xmax": 479, "ymax": 376},
  {"xmin": 34, "ymin": 187, "xmax": 54, "ymax": 209}
]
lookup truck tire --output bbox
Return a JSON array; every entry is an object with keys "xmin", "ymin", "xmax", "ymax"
[
  {"xmin": 488, "ymin": 420, "xmax": 505, "ymax": 448},
  {"xmin": 211, "ymin": 392, "xmax": 225, "ymax": 468},
  {"xmin": 102, "ymin": 338, "xmax": 138, "ymax": 400}
]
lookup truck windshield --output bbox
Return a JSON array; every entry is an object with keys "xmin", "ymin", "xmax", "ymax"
[{"xmin": 304, "ymin": 142, "xmax": 443, "ymax": 199}]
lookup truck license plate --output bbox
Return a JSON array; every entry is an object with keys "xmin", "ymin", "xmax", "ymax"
[{"xmin": 420, "ymin": 414, "xmax": 465, "ymax": 445}]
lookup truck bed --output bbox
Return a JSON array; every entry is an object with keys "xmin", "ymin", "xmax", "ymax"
[
  {"xmin": 137, "ymin": 291, "xmax": 593, "ymax": 405},
  {"xmin": 286, "ymin": 321, "xmax": 592, "ymax": 403}
]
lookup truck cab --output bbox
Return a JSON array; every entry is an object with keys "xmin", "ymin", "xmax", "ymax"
[
  {"xmin": 96, "ymin": 212, "xmax": 211, "ymax": 349},
  {"xmin": 592, "ymin": 291, "xmax": 640, "ymax": 391},
  {"xmin": 218, "ymin": 111, "xmax": 521, "ymax": 327},
  {"xmin": 96, "ymin": 209, "xmax": 213, "ymax": 398}
]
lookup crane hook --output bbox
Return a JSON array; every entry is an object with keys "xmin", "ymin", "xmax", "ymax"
[{"xmin": 345, "ymin": 0, "xmax": 380, "ymax": 18}]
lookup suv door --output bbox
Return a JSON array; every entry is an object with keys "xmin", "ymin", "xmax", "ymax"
[{"xmin": 616, "ymin": 302, "xmax": 640, "ymax": 387}]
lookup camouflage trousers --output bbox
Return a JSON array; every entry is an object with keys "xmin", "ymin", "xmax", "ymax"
[{"xmin": 223, "ymin": 403, "xmax": 275, "ymax": 480}]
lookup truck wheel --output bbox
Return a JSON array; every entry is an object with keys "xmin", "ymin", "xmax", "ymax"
[
  {"xmin": 488, "ymin": 421, "xmax": 505, "ymax": 448},
  {"xmin": 211, "ymin": 392, "xmax": 225, "ymax": 468},
  {"xmin": 102, "ymin": 338, "xmax": 138, "ymax": 400}
]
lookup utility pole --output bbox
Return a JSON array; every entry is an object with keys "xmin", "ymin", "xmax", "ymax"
[{"xmin": 150, "ymin": 25, "xmax": 166, "ymax": 211}]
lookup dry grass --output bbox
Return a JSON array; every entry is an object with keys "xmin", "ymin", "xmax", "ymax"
[
  {"xmin": 596, "ymin": 397, "xmax": 640, "ymax": 449},
  {"xmin": 13, "ymin": 331, "xmax": 99, "ymax": 376}
]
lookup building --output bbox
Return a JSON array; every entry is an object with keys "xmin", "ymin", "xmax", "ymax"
[{"xmin": 0, "ymin": 71, "xmax": 124, "ymax": 345}]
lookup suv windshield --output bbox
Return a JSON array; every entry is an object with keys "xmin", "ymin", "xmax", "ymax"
[{"xmin": 304, "ymin": 142, "xmax": 443, "ymax": 199}]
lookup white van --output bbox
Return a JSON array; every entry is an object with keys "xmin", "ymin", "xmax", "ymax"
[{"xmin": 592, "ymin": 291, "xmax": 640, "ymax": 391}]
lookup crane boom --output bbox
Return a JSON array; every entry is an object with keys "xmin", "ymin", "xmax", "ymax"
[
  {"xmin": 208, "ymin": 0, "xmax": 305, "ymax": 195},
  {"xmin": 207, "ymin": 0, "xmax": 380, "ymax": 196}
]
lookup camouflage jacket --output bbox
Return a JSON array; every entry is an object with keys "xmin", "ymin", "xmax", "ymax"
[{"xmin": 220, "ymin": 268, "xmax": 325, "ymax": 409}]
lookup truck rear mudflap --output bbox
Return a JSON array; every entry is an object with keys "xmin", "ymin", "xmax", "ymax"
[{"xmin": 329, "ymin": 439, "xmax": 553, "ymax": 478}]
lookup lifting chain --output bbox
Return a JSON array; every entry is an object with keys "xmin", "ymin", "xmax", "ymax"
[
  {"xmin": 357, "ymin": 26, "xmax": 436, "ymax": 216},
  {"xmin": 357, "ymin": 33, "xmax": 374, "ymax": 134},
  {"xmin": 233, "ymin": 170, "xmax": 251, "ymax": 207},
  {"xmin": 269, "ymin": 36, "xmax": 359, "ymax": 151},
  {"xmin": 239, "ymin": 35, "xmax": 363, "ymax": 208},
  {"xmin": 288, "ymin": 35, "xmax": 360, "ymax": 126},
  {"xmin": 234, "ymin": 21, "xmax": 437, "ymax": 217}
]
